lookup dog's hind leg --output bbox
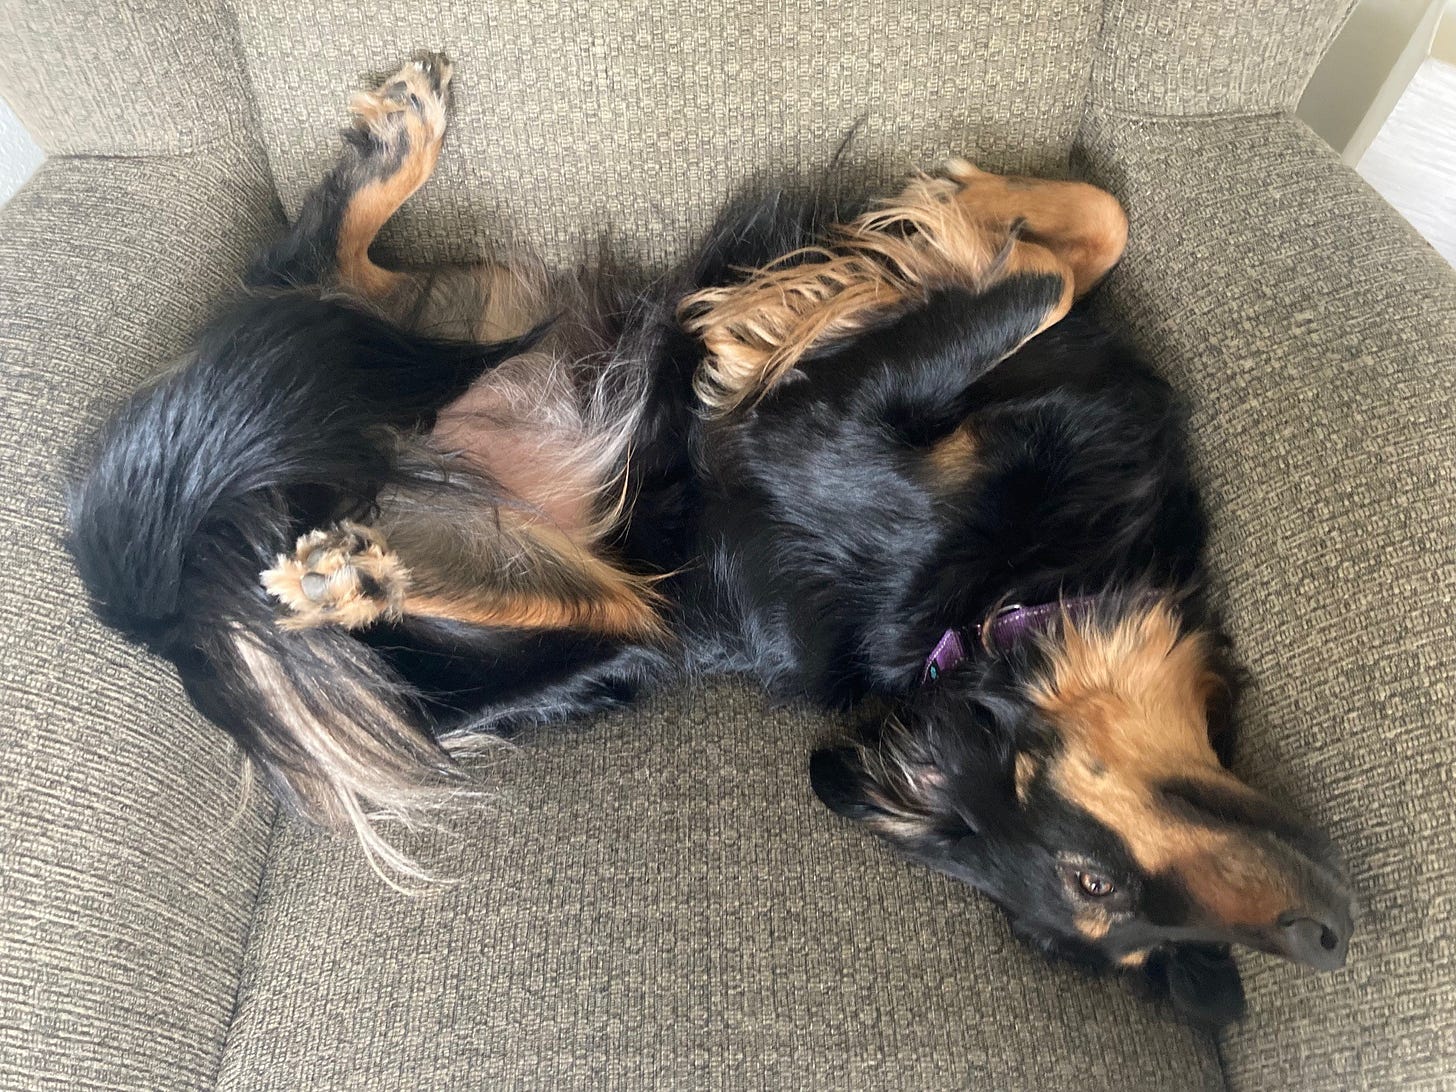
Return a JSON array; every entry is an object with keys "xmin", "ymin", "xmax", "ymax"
[
  {"xmin": 261, "ymin": 505, "xmax": 666, "ymax": 643},
  {"xmin": 247, "ymin": 52, "xmax": 453, "ymax": 302},
  {"xmin": 248, "ymin": 54, "xmax": 554, "ymax": 344}
]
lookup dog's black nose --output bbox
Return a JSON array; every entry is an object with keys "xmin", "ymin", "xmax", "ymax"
[{"xmin": 1276, "ymin": 911, "xmax": 1350, "ymax": 971}]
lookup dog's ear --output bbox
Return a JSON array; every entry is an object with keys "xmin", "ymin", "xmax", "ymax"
[
  {"xmin": 809, "ymin": 746, "xmax": 883, "ymax": 822},
  {"xmin": 1146, "ymin": 944, "xmax": 1246, "ymax": 1028},
  {"xmin": 809, "ymin": 741, "xmax": 956, "ymax": 847},
  {"xmin": 1198, "ymin": 630, "xmax": 1242, "ymax": 770},
  {"xmin": 811, "ymin": 683, "xmax": 1036, "ymax": 830}
]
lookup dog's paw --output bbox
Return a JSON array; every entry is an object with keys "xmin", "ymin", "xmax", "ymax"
[
  {"xmin": 348, "ymin": 51, "xmax": 453, "ymax": 151},
  {"xmin": 261, "ymin": 522, "xmax": 409, "ymax": 631}
]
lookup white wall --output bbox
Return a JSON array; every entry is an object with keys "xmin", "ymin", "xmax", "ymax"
[
  {"xmin": 0, "ymin": 97, "xmax": 43, "ymax": 207},
  {"xmin": 1356, "ymin": 57, "xmax": 1456, "ymax": 264},
  {"xmin": 1298, "ymin": 0, "xmax": 1444, "ymax": 156}
]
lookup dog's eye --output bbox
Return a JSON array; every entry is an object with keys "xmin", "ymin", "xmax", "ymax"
[{"xmin": 1077, "ymin": 871, "xmax": 1115, "ymax": 898}]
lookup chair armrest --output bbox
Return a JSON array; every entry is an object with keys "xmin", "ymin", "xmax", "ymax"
[
  {"xmin": 0, "ymin": 0, "xmax": 258, "ymax": 156},
  {"xmin": 1078, "ymin": 108, "xmax": 1456, "ymax": 1089},
  {"xmin": 0, "ymin": 151, "xmax": 282, "ymax": 1089}
]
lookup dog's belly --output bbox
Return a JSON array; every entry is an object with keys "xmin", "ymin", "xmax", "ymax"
[{"xmin": 430, "ymin": 351, "xmax": 609, "ymax": 541}]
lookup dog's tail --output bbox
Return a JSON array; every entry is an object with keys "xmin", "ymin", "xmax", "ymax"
[{"xmin": 67, "ymin": 292, "xmax": 531, "ymax": 885}]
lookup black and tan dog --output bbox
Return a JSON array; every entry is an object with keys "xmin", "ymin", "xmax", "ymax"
[{"xmin": 68, "ymin": 54, "xmax": 1352, "ymax": 1023}]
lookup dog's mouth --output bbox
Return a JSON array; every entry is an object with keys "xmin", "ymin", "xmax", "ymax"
[{"xmin": 1161, "ymin": 873, "xmax": 1355, "ymax": 973}]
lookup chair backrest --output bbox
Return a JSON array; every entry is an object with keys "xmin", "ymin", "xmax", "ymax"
[{"xmin": 229, "ymin": 0, "xmax": 1104, "ymax": 267}]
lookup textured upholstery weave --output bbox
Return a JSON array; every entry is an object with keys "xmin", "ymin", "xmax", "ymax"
[
  {"xmin": 216, "ymin": 682, "xmax": 1222, "ymax": 1091},
  {"xmin": 0, "ymin": 0, "xmax": 258, "ymax": 156},
  {"xmin": 0, "ymin": 153, "xmax": 281, "ymax": 1090},
  {"xmin": 2, "ymin": 1, "xmax": 1454, "ymax": 1088},
  {"xmin": 228, "ymin": 0, "xmax": 1101, "ymax": 268},
  {"xmin": 1090, "ymin": 0, "xmax": 1357, "ymax": 117},
  {"xmin": 1079, "ymin": 110, "xmax": 1456, "ymax": 1090}
]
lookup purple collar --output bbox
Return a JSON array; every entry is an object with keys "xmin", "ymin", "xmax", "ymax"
[{"xmin": 920, "ymin": 596, "xmax": 1104, "ymax": 684}]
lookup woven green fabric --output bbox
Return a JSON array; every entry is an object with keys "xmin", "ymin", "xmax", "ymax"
[
  {"xmin": 0, "ymin": 152, "xmax": 281, "ymax": 1090},
  {"xmin": 227, "ymin": 0, "xmax": 1101, "ymax": 269},
  {"xmin": 1090, "ymin": 0, "xmax": 1356, "ymax": 117},
  {"xmin": 1079, "ymin": 110, "xmax": 1456, "ymax": 1089},
  {"xmin": 0, "ymin": 0, "xmax": 258, "ymax": 156},
  {"xmin": 216, "ymin": 681, "xmax": 1222, "ymax": 1091}
]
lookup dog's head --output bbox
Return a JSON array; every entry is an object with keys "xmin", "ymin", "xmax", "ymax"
[{"xmin": 810, "ymin": 599, "xmax": 1352, "ymax": 1025}]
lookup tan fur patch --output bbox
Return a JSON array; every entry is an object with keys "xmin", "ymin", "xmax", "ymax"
[
  {"xmin": 925, "ymin": 424, "xmax": 981, "ymax": 490},
  {"xmin": 402, "ymin": 513, "xmax": 667, "ymax": 640},
  {"xmin": 682, "ymin": 159, "xmax": 1126, "ymax": 416},
  {"xmin": 1013, "ymin": 751, "xmax": 1039, "ymax": 804},
  {"xmin": 1075, "ymin": 912, "xmax": 1112, "ymax": 941},
  {"xmin": 940, "ymin": 159, "xmax": 1128, "ymax": 297},
  {"xmin": 1033, "ymin": 602, "xmax": 1295, "ymax": 929}
]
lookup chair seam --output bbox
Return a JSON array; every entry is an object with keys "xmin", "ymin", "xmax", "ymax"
[
  {"xmin": 218, "ymin": 0, "xmax": 291, "ymax": 224},
  {"xmin": 208, "ymin": 800, "xmax": 283, "ymax": 1091},
  {"xmin": 1084, "ymin": 104, "xmax": 1293, "ymax": 125},
  {"xmin": 1210, "ymin": 1025, "xmax": 1233, "ymax": 1092}
]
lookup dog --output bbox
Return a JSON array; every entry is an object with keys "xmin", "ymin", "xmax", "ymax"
[{"xmin": 67, "ymin": 53, "xmax": 1352, "ymax": 1024}]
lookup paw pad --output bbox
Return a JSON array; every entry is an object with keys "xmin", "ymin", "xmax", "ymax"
[
  {"xmin": 348, "ymin": 51, "xmax": 453, "ymax": 146},
  {"xmin": 261, "ymin": 522, "xmax": 409, "ymax": 631}
]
